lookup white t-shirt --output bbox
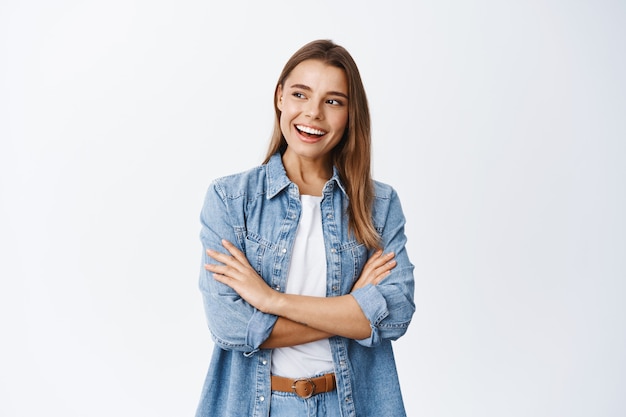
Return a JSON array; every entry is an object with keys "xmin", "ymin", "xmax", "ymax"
[{"xmin": 271, "ymin": 195, "xmax": 334, "ymax": 378}]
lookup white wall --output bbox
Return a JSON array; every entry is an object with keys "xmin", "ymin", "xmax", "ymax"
[{"xmin": 1, "ymin": 1, "xmax": 624, "ymax": 416}]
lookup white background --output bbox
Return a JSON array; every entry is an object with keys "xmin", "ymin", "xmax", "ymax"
[{"xmin": 1, "ymin": 1, "xmax": 625, "ymax": 416}]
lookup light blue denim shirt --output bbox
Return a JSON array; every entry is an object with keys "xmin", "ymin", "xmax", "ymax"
[{"xmin": 196, "ymin": 153, "xmax": 415, "ymax": 417}]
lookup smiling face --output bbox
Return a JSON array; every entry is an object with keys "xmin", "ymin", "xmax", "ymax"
[{"xmin": 276, "ymin": 59, "xmax": 349, "ymax": 168}]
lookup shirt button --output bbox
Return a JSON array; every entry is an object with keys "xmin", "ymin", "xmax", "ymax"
[
  {"xmin": 260, "ymin": 396, "xmax": 265, "ymax": 402},
  {"xmin": 332, "ymin": 286, "xmax": 339, "ymax": 292},
  {"xmin": 274, "ymin": 285, "xmax": 281, "ymax": 291},
  {"xmin": 282, "ymin": 248, "xmax": 287, "ymax": 254},
  {"xmin": 330, "ymin": 248, "xmax": 336, "ymax": 253},
  {"xmin": 262, "ymin": 360, "xmax": 267, "ymax": 365},
  {"xmin": 326, "ymin": 213, "xmax": 332, "ymax": 218}
]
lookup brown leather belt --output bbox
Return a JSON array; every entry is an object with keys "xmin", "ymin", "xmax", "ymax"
[{"xmin": 271, "ymin": 373, "xmax": 336, "ymax": 399}]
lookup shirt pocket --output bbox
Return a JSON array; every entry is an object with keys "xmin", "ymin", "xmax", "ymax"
[
  {"xmin": 242, "ymin": 230, "xmax": 276, "ymax": 284},
  {"xmin": 337, "ymin": 239, "xmax": 368, "ymax": 291}
]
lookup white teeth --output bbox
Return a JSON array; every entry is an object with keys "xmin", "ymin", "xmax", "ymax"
[{"xmin": 296, "ymin": 125, "xmax": 327, "ymax": 136}]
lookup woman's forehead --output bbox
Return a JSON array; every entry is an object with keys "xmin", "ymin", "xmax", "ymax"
[{"xmin": 284, "ymin": 60, "xmax": 348, "ymax": 95}]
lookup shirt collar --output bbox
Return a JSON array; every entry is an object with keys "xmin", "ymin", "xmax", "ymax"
[{"xmin": 265, "ymin": 153, "xmax": 348, "ymax": 199}]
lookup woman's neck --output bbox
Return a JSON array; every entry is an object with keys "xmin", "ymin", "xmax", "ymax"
[{"xmin": 281, "ymin": 152, "xmax": 332, "ymax": 196}]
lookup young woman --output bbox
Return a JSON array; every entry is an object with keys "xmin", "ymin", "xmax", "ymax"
[{"xmin": 196, "ymin": 39, "xmax": 415, "ymax": 417}]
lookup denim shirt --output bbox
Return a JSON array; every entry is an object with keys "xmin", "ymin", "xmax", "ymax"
[{"xmin": 196, "ymin": 153, "xmax": 415, "ymax": 417}]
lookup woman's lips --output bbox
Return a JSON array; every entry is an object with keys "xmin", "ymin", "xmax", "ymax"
[
  {"xmin": 295, "ymin": 124, "xmax": 327, "ymax": 143},
  {"xmin": 296, "ymin": 124, "xmax": 327, "ymax": 136}
]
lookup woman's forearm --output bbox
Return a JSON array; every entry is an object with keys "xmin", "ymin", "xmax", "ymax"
[
  {"xmin": 267, "ymin": 293, "xmax": 372, "ymax": 340},
  {"xmin": 260, "ymin": 317, "xmax": 333, "ymax": 348}
]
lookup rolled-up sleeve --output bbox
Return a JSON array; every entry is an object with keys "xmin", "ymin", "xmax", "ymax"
[
  {"xmin": 351, "ymin": 188, "xmax": 415, "ymax": 347},
  {"xmin": 198, "ymin": 181, "xmax": 278, "ymax": 352}
]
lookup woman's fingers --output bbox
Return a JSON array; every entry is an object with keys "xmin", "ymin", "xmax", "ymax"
[
  {"xmin": 205, "ymin": 253, "xmax": 242, "ymax": 289},
  {"xmin": 204, "ymin": 240, "xmax": 276, "ymax": 313},
  {"xmin": 362, "ymin": 250, "xmax": 394, "ymax": 276},
  {"xmin": 220, "ymin": 239, "xmax": 250, "ymax": 266},
  {"xmin": 368, "ymin": 250, "xmax": 393, "ymax": 266},
  {"xmin": 205, "ymin": 240, "xmax": 251, "ymax": 274},
  {"xmin": 372, "ymin": 259, "xmax": 396, "ymax": 283},
  {"xmin": 204, "ymin": 240, "xmax": 262, "ymax": 285},
  {"xmin": 206, "ymin": 248, "xmax": 232, "ymax": 265},
  {"xmin": 351, "ymin": 249, "xmax": 396, "ymax": 291}
]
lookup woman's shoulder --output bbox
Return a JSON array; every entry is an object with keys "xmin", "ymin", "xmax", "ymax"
[
  {"xmin": 213, "ymin": 162, "xmax": 267, "ymax": 184},
  {"xmin": 208, "ymin": 162, "xmax": 269, "ymax": 199},
  {"xmin": 372, "ymin": 179, "xmax": 398, "ymax": 200},
  {"xmin": 371, "ymin": 180, "xmax": 407, "ymax": 225}
]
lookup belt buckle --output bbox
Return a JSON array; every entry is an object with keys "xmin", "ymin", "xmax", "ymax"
[{"xmin": 292, "ymin": 378, "xmax": 316, "ymax": 399}]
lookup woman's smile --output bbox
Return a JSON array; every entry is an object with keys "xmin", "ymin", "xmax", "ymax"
[{"xmin": 294, "ymin": 124, "xmax": 328, "ymax": 142}]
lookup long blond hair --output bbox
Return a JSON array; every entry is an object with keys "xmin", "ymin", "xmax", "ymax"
[{"xmin": 264, "ymin": 40, "xmax": 379, "ymax": 249}]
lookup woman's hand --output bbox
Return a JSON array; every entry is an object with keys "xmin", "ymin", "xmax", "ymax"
[
  {"xmin": 351, "ymin": 249, "xmax": 396, "ymax": 291},
  {"xmin": 205, "ymin": 239, "xmax": 278, "ymax": 313}
]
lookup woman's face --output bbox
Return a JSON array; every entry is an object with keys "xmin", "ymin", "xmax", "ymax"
[{"xmin": 277, "ymin": 59, "xmax": 349, "ymax": 165}]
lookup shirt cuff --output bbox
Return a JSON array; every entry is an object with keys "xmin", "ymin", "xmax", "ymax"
[
  {"xmin": 351, "ymin": 285, "xmax": 389, "ymax": 346},
  {"xmin": 246, "ymin": 308, "xmax": 279, "ymax": 351}
]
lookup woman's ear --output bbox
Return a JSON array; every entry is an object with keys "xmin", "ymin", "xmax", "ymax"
[{"xmin": 276, "ymin": 85, "xmax": 283, "ymax": 111}]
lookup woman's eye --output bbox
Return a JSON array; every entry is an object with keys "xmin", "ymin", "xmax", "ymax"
[
  {"xmin": 292, "ymin": 92, "xmax": 305, "ymax": 99},
  {"xmin": 327, "ymin": 99, "xmax": 343, "ymax": 106}
]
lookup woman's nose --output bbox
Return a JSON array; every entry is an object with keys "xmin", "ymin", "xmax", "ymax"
[{"xmin": 305, "ymin": 100, "xmax": 323, "ymax": 119}]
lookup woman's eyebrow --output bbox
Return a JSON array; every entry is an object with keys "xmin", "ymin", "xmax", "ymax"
[
  {"xmin": 289, "ymin": 83, "xmax": 312, "ymax": 91},
  {"xmin": 289, "ymin": 83, "xmax": 348, "ymax": 99}
]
